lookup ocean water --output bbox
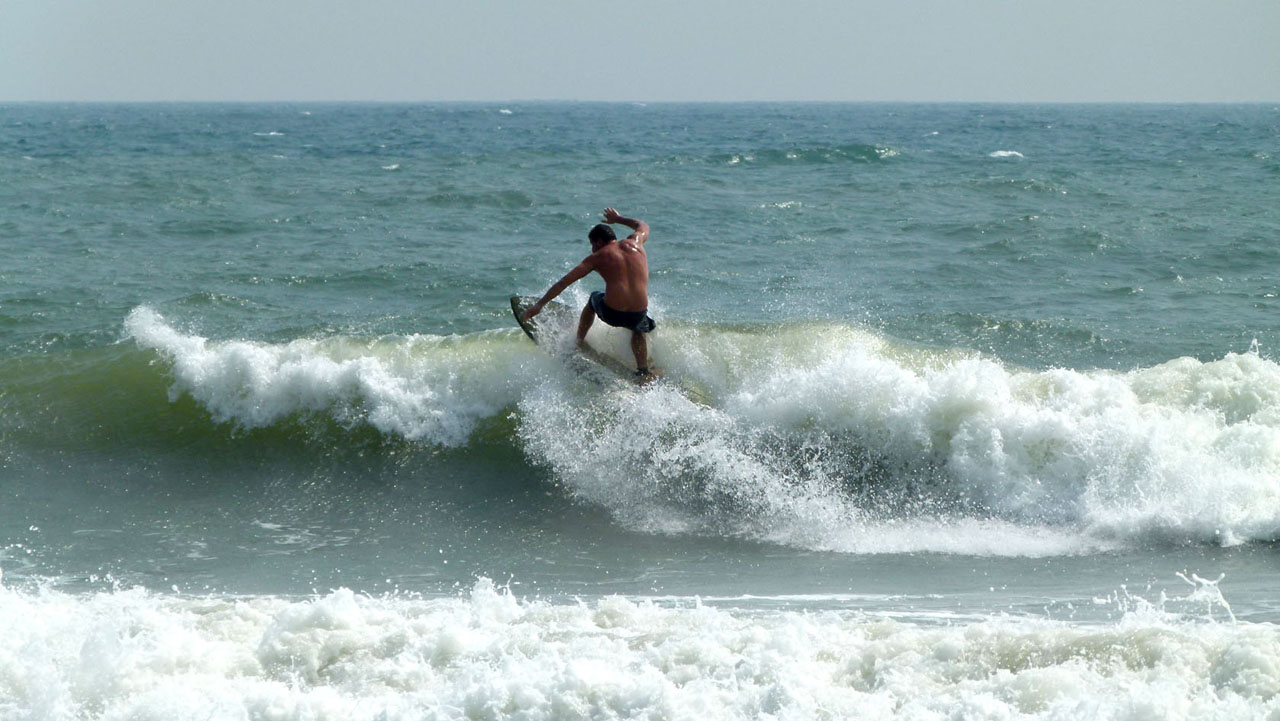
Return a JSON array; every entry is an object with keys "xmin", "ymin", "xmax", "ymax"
[{"xmin": 2, "ymin": 102, "xmax": 1280, "ymax": 719}]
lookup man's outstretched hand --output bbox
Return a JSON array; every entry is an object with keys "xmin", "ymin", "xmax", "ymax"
[
  {"xmin": 602, "ymin": 207, "xmax": 623, "ymax": 224},
  {"xmin": 521, "ymin": 302, "xmax": 543, "ymax": 323}
]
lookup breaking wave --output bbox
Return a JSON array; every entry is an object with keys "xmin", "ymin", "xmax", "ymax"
[{"xmin": 8, "ymin": 307, "xmax": 1275, "ymax": 556}]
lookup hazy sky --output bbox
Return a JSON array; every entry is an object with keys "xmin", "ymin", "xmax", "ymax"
[{"xmin": 3, "ymin": 0, "xmax": 1277, "ymax": 102}]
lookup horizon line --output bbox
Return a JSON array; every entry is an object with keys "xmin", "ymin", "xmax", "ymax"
[{"xmin": 3, "ymin": 98, "xmax": 1278, "ymax": 106}]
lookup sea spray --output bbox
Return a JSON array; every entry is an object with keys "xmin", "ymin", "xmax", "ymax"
[{"xmin": 522, "ymin": 322, "xmax": 1280, "ymax": 552}]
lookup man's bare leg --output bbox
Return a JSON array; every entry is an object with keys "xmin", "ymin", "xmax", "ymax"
[
  {"xmin": 576, "ymin": 303, "xmax": 595, "ymax": 347},
  {"xmin": 631, "ymin": 331, "xmax": 649, "ymax": 374}
]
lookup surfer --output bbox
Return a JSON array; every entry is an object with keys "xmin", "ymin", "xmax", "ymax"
[{"xmin": 522, "ymin": 207, "xmax": 657, "ymax": 377}]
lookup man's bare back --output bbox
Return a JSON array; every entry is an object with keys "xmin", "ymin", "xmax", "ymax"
[
  {"xmin": 521, "ymin": 207, "xmax": 657, "ymax": 375},
  {"xmin": 589, "ymin": 234, "xmax": 649, "ymax": 313}
]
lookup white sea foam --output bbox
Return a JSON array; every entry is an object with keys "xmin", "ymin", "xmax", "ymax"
[
  {"xmin": 520, "ymin": 321, "xmax": 1280, "ymax": 553},
  {"xmin": 989, "ymin": 150, "xmax": 1025, "ymax": 158},
  {"xmin": 127, "ymin": 308, "xmax": 1280, "ymax": 554},
  {"xmin": 1, "ymin": 578, "xmax": 1276, "ymax": 721},
  {"xmin": 124, "ymin": 307, "xmax": 541, "ymax": 446}
]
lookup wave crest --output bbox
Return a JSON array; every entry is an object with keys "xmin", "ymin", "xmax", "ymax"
[{"xmin": 125, "ymin": 307, "xmax": 533, "ymax": 446}]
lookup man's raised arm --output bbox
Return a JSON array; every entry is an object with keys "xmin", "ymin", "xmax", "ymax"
[{"xmin": 603, "ymin": 207, "xmax": 649, "ymax": 245}]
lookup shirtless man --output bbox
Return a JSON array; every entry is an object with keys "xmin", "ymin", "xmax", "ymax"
[{"xmin": 522, "ymin": 207, "xmax": 657, "ymax": 377}]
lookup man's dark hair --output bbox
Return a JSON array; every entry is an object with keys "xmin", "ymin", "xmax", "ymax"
[{"xmin": 588, "ymin": 224, "xmax": 616, "ymax": 244}]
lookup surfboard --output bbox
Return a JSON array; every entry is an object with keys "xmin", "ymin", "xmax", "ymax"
[{"xmin": 510, "ymin": 295, "xmax": 654, "ymax": 384}]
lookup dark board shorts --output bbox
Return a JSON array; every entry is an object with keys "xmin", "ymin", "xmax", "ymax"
[{"xmin": 590, "ymin": 291, "xmax": 656, "ymax": 333}]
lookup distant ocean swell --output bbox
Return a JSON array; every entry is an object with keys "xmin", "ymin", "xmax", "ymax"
[
  {"xmin": 0, "ymin": 578, "xmax": 1272, "ymax": 721},
  {"xmin": 698, "ymin": 143, "xmax": 899, "ymax": 166},
  {"xmin": 10, "ymin": 306, "xmax": 1278, "ymax": 555}
]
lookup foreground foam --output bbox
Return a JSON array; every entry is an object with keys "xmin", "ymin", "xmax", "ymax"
[{"xmin": 1, "ymin": 579, "xmax": 1276, "ymax": 721}]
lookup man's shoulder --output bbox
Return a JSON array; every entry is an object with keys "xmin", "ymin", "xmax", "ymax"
[{"xmin": 594, "ymin": 244, "xmax": 626, "ymax": 260}]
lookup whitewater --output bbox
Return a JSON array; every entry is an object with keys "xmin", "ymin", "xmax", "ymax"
[
  {"xmin": 3, "ymin": 577, "xmax": 1273, "ymax": 721},
  {"xmin": 123, "ymin": 305, "xmax": 1280, "ymax": 556}
]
